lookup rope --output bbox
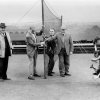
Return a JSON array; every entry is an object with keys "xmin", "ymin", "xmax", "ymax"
[
  {"xmin": 79, "ymin": 42, "xmax": 88, "ymax": 53},
  {"xmin": 15, "ymin": 0, "xmax": 40, "ymax": 25},
  {"xmin": 74, "ymin": 41, "xmax": 89, "ymax": 53},
  {"xmin": 78, "ymin": 45, "xmax": 84, "ymax": 53}
]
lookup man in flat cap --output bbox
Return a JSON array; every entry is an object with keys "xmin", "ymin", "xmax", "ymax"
[{"xmin": 0, "ymin": 23, "xmax": 13, "ymax": 80}]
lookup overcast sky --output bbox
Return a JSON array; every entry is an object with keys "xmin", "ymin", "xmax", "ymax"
[{"xmin": 0, "ymin": 0, "xmax": 100, "ymax": 25}]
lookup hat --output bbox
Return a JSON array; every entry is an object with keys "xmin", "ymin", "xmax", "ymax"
[
  {"xmin": 0, "ymin": 23, "xmax": 6, "ymax": 28},
  {"xmin": 61, "ymin": 25, "xmax": 66, "ymax": 30}
]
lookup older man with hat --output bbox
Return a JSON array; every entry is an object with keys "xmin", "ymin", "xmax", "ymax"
[
  {"xmin": 45, "ymin": 25, "xmax": 73, "ymax": 77},
  {"xmin": 0, "ymin": 23, "xmax": 13, "ymax": 80}
]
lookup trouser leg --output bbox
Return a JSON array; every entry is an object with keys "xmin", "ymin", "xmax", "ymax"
[
  {"xmin": 0, "ymin": 58, "xmax": 4, "ymax": 78},
  {"xmin": 58, "ymin": 51, "xmax": 65, "ymax": 75},
  {"xmin": 34, "ymin": 53, "xmax": 37, "ymax": 74},
  {"xmin": 29, "ymin": 57, "xmax": 34, "ymax": 76},
  {"xmin": 2, "ymin": 56, "xmax": 9, "ymax": 79},
  {"xmin": 48, "ymin": 55, "xmax": 54, "ymax": 74},
  {"xmin": 64, "ymin": 53, "xmax": 70, "ymax": 74}
]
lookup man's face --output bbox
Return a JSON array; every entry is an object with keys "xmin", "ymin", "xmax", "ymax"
[
  {"xmin": 49, "ymin": 29, "xmax": 55, "ymax": 36},
  {"xmin": 32, "ymin": 30, "xmax": 35, "ymax": 34},
  {"xmin": 61, "ymin": 29, "xmax": 66, "ymax": 35},
  {"xmin": 30, "ymin": 28, "xmax": 35, "ymax": 35},
  {"xmin": 0, "ymin": 28, "xmax": 5, "ymax": 31},
  {"xmin": 97, "ymin": 40, "xmax": 100, "ymax": 45}
]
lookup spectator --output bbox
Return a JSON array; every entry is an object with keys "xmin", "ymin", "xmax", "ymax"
[{"xmin": 0, "ymin": 23, "xmax": 13, "ymax": 80}]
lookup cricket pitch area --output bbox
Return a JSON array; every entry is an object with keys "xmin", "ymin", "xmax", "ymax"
[{"xmin": 0, "ymin": 54, "xmax": 100, "ymax": 100}]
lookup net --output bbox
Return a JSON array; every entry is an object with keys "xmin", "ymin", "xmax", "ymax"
[{"xmin": 43, "ymin": 0, "xmax": 62, "ymax": 36}]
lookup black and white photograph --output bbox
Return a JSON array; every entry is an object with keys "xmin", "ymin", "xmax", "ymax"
[{"xmin": 0, "ymin": 0, "xmax": 100, "ymax": 100}]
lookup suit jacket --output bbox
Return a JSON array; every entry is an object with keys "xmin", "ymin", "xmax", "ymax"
[
  {"xmin": 26, "ymin": 30, "xmax": 41, "ymax": 58},
  {"xmin": 46, "ymin": 38, "xmax": 56, "ymax": 56},
  {"xmin": 46, "ymin": 32, "xmax": 73, "ymax": 55}
]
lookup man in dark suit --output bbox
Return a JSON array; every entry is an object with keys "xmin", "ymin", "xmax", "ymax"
[
  {"xmin": 46, "ymin": 29, "xmax": 56, "ymax": 76},
  {"xmin": 45, "ymin": 25, "xmax": 73, "ymax": 77}
]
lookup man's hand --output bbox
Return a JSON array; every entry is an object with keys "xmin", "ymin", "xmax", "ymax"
[
  {"xmin": 40, "ymin": 42, "xmax": 45, "ymax": 46},
  {"xmin": 70, "ymin": 52, "xmax": 73, "ymax": 55}
]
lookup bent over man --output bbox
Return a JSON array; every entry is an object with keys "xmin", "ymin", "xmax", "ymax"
[{"xmin": 26, "ymin": 27, "xmax": 43, "ymax": 80}]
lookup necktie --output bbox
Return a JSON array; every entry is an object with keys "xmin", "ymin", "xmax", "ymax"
[{"xmin": 62, "ymin": 35, "xmax": 65, "ymax": 43}]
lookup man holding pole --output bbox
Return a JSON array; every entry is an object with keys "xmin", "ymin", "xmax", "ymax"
[
  {"xmin": 26, "ymin": 27, "xmax": 43, "ymax": 80},
  {"xmin": 45, "ymin": 29, "xmax": 56, "ymax": 76},
  {"xmin": 44, "ymin": 25, "xmax": 73, "ymax": 77}
]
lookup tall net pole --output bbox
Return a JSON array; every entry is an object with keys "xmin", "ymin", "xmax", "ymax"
[{"xmin": 41, "ymin": 0, "xmax": 47, "ymax": 79}]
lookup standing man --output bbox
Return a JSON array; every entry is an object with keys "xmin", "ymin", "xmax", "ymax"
[
  {"xmin": 0, "ymin": 23, "xmax": 13, "ymax": 80},
  {"xmin": 26, "ymin": 27, "xmax": 43, "ymax": 80},
  {"xmin": 46, "ymin": 29, "xmax": 56, "ymax": 76},
  {"xmin": 45, "ymin": 25, "xmax": 73, "ymax": 77}
]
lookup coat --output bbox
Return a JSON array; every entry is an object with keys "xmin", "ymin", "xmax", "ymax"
[
  {"xmin": 0, "ymin": 31, "xmax": 13, "ymax": 58},
  {"xmin": 46, "ymin": 36, "xmax": 56, "ymax": 56},
  {"xmin": 26, "ymin": 30, "xmax": 41, "ymax": 58}
]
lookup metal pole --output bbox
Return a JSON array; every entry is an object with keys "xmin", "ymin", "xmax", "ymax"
[{"xmin": 41, "ymin": 0, "xmax": 47, "ymax": 79}]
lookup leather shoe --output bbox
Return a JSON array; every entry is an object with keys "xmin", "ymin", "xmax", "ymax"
[
  {"xmin": 48, "ymin": 73, "xmax": 53, "ymax": 76},
  {"xmin": 60, "ymin": 74, "xmax": 65, "ymax": 77},
  {"xmin": 93, "ymin": 73, "xmax": 98, "ymax": 75},
  {"xmin": 0, "ymin": 77, "xmax": 3, "ymax": 81},
  {"xmin": 34, "ymin": 74, "xmax": 41, "ymax": 77},
  {"xmin": 64, "ymin": 73, "xmax": 71, "ymax": 76},
  {"xmin": 28, "ymin": 76, "xmax": 35, "ymax": 80},
  {"xmin": 51, "ymin": 72, "xmax": 55, "ymax": 74},
  {"xmin": 3, "ymin": 78, "xmax": 11, "ymax": 80}
]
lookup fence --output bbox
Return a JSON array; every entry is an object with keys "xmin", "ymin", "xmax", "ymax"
[{"xmin": 12, "ymin": 43, "xmax": 98, "ymax": 54}]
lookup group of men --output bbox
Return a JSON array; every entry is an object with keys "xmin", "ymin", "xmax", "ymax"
[
  {"xmin": 0, "ymin": 22, "xmax": 73, "ymax": 81},
  {"xmin": 1, "ymin": 22, "xmax": 100, "ymax": 81},
  {"xmin": 26, "ymin": 25, "xmax": 73, "ymax": 80}
]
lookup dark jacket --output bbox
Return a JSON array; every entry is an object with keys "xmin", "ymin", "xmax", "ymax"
[{"xmin": 46, "ymin": 37, "xmax": 56, "ymax": 56}]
